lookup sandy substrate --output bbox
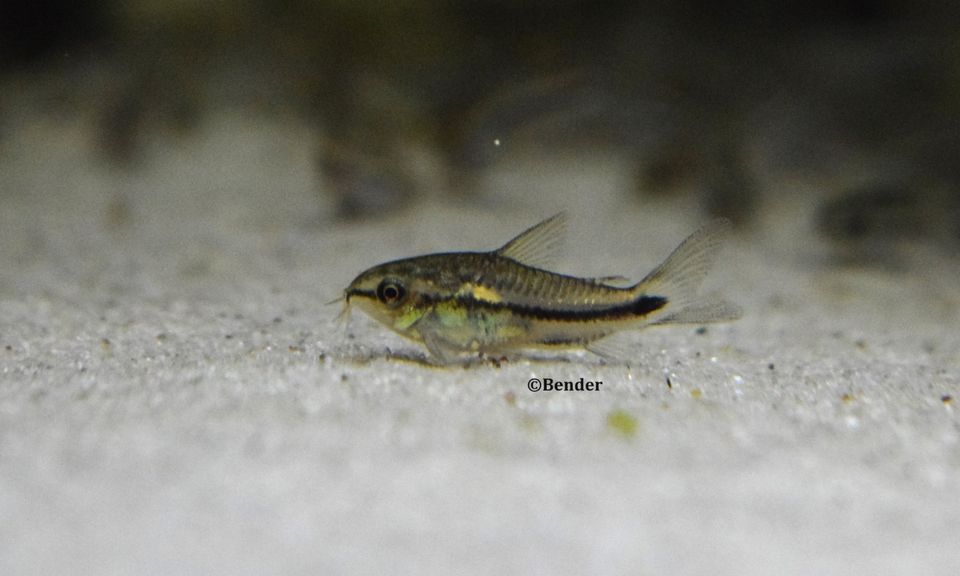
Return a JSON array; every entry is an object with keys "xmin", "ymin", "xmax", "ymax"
[{"xmin": 1, "ymin": 111, "xmax": 959, "ymax": 575}]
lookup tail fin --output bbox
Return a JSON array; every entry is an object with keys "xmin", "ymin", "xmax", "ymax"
[{"xmin": 633, "ymin": 219, "xmax": 741, "ymax": 325}]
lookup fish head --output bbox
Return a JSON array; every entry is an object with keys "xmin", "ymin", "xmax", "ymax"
[{"xmin": 344, "ymin": 255, "xmax": 454, "ymax": 331}]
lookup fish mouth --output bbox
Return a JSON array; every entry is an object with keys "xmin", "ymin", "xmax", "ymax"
[
  {"xmin": 324, "ymin": 290, "xmax": 355, "ymax": 326},
  {"xmin": 331, "ymin": 291, "xmax": 353, "ymax": 326},
  {"xmin": 343, "ymin": 287, "xmax": 376, "ymax": 303},
  {"xmin": 328, "ymin": 286, "xmax": 374, "ymax": 306},
  {"xmin": 325, "ymin": 294, "xmax": 346, "ymax": 306}
]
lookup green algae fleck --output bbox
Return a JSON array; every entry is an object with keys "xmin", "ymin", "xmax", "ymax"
[{"xmin": 607, "ymin": 409, "xmax": 638, "ymax": 439}]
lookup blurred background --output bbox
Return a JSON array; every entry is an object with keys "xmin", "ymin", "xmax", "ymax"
[{"xmin": 1, "ymin": 0, "xmax": 959, "ymax": 264}]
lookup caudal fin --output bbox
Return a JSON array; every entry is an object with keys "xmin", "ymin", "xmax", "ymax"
[{"xmin": 633, "ymin": 219, "xmax": 741, "ymax": 325}]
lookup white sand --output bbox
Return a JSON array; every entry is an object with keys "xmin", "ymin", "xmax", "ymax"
[{"xmin": 2, "ymin": 110, "xmax": 958, "ymax": 575}]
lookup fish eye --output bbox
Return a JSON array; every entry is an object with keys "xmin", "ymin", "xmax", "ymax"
[{"xmin": 376, "ymin": 279, "xmax": 406, "ymax": 306}]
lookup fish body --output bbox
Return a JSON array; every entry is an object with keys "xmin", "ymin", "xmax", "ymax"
[{"xmin": 343, "ymin": 214, "xmax": 739, "ymax": 363}]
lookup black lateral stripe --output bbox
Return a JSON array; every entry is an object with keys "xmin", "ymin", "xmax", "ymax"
[
  {"xmin": 452, "ymin": 294, "xmax": 668, "ymax": 322},
  {"xmin": 538, "ymin": 336, "xmax": 589, "ymax": 346}
]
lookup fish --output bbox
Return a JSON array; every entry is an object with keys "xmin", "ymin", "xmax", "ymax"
[{"xmin": 340, "ymin": 213, "xmax": 740, "ymax": 364}]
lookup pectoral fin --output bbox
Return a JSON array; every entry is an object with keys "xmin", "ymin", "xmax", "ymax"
[{"xmin": 413, "ymin": 310, "xmax": 465, "ymax": 365}]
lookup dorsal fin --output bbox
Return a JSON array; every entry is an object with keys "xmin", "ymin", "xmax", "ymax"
[{"xmin": 495, "ymin": 212, "xmax": 567, "ymax": 269}]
